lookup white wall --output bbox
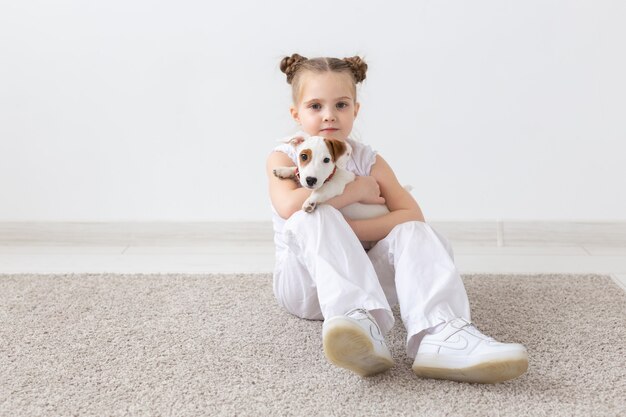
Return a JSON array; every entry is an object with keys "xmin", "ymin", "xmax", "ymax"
[{"xmin": 1, "ymin": 0, "xmax": 624, "ymax": 221}]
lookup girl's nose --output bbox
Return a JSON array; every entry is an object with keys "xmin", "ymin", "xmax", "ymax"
[{"xmin": 323, "ymin": 112, "xmax": 336, "ymax": 122}]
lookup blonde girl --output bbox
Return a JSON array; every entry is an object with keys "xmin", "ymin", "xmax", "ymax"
[{"xmin": 266, "ymin": 53, "xmax": 528, "ymax": 383}]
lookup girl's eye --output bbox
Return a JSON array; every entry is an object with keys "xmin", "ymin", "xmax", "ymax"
[
  {"xmin": 310, "ymin": 103, "xmax": 321, "ymax": 110},
  {"xmin": 323, "ymin": 158, "xmax": 330, "ymax": 163},
  {"xmin": 301, "ymin": 154, "xmax": 308, "ymax": 161},
  {"xmin": 337, "ymin": 102, "xmax": 349, "ymax": 109}
]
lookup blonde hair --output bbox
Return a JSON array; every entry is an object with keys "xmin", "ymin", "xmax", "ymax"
[{"xmin": 279, "ymin": 53, "xmax": 368, "ymax": 104}]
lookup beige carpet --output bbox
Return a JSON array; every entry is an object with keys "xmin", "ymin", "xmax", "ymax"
[{"xmin": 1, "ymin": 273, "xmax": 625, "ymax": 416}]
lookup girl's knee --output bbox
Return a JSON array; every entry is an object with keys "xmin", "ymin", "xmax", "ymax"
[
  {"xmin": 389, "ymin": 221, "xmax": 454, "ymax": 259},
  {"xmin": 389, "ymin": 220, "xmax": 425, "ymax": 236},
  {"xmin": 284, "ymin": 205, "xmax": 343, "ymax": 230}
]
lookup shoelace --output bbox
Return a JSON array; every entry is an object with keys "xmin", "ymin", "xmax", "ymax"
[
  {"xmin": 452, "ymin": 317, "xmax": 472, "ymax": 327},
  {"xmin": 465, "ymin": 323, "xmax": 496, "ymax": 341},
  {"xmin": 450, "ymin": 318, "xmax": 496, "ymax": 341},
  {"xmin": 346, "ymin": 308, "xmax": 369, "ymax": 317},
  {"xmin": 345, "ymin": 308, "xmax": 384, "ymax": 337}
]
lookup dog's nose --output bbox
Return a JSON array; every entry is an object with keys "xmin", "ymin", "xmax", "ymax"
[{"xmin": 306, "ymin": 177, "xmax": 317, "ymax": 187}]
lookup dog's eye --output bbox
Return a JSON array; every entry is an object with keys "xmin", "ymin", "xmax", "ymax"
[
  {"xmin": 323, "ymin": 158, "xmax": 330, "ymax": 163},
  {"xmin": 300, "ymin": 154, "xmax": 308, "ymax": 161}
]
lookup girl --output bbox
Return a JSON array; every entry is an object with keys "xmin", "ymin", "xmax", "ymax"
[{"xmin": 266, "ymin": 53, "xmax": 528, "ymax": 383}]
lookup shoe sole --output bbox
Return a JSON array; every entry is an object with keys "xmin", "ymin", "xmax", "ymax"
[
  {"xmin": 412, "ymin": 352, "xmax": 528, "ymax": 384},
  {"xmin": 323, "ymin": 319, "xmax": 395, "ymax": 377}
]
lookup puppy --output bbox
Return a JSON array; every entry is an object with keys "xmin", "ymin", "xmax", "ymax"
[{"xmin": 273, "ymin": 135, "xmax": 390, "ymax": 219}]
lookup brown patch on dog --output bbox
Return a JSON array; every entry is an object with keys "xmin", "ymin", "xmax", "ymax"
[
  {"xmin": 299, "ymin": 149, "xmax": 312, "ymax": 167},
  {"xmin": 324, "ymin": 138, "xmax": 347, "ymax": 162},
  {"xmin": 289, "ymin": 136, "xmax": 305, "ymax": 147}
]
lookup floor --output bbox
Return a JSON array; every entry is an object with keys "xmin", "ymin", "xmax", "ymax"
[{"xmin": 1, "ymin": 221, "xmax": 625, "ymax": 292}]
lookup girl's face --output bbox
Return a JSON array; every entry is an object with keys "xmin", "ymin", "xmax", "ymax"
[{"xmin": 290, "ymin": 71, "xmax": 360, "ymax": 141}]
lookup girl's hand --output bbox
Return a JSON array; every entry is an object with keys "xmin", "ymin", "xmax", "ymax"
[{"xmin": 354, "ymin": 176, "xmax": 386, "ymax": 205}]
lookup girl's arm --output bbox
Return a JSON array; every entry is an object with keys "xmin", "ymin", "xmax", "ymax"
[
  {"xmin": 345, "ymin": 155, "xmax": 425, "ymax": 242},
  {"xmin": 267, "ymin": 151, "xmax": 384, "ymax": 219}
]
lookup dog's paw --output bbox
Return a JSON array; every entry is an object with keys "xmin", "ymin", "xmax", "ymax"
[
  {"xmin": 273, "ymin": 167, "xmax": 296, "ymax": 179},
  {"xmin": 302, "ymin": 200, "xmax": 317, "ymax": 213}
]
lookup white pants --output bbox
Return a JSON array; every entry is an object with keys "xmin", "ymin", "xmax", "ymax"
[{"xmin": 272, "ymin": 205, "xmax": 471, "ymax": 357}]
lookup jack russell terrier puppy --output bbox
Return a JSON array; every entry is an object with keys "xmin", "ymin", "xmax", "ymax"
[{"xmin": 273, "ymin": 135, "xmax": 390, "ymax": 219}]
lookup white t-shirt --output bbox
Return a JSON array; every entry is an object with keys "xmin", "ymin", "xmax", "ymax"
[{"xmin": 269, "ymin": 136, "xmax": 378, "ymax": 236}]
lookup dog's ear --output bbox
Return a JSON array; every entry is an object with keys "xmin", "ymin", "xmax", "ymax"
[
  {"xmin": 287, "ymin": 136, "xmax": 305, "ymax": 147},
  {"xmin": 324, "ymin": 138, "xmax": 348, "ymax": 162}
]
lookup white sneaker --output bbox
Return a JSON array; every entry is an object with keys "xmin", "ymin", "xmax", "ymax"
[
  {"xmin": 322, "ymin": 308, "xmax": 395, "ymax": 377},
  {"xmin": 412, "ymin": 318, "xmax": 528, "ymax": 384}
]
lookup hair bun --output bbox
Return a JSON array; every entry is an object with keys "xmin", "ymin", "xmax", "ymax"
[
  {"xmin": 343, "ymin": 56, "xmax": 368, "ymax": 83},
  {"xmin": 280, "ymin": 53, "xmax": 308, "ymax": 84}
]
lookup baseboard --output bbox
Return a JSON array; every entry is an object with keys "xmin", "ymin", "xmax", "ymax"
[{"xmin": 1, "ymin": 221, "xmax": 625, "ymax": 246}]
